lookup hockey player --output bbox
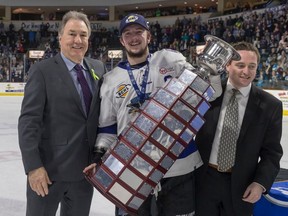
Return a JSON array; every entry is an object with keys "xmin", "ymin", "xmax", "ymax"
[{"xmin": 84, "ymin": 13, "xmax": 222, "ymax": 216}]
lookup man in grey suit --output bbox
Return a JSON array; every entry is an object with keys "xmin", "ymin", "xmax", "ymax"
[
  {"xmin": 18, "ymin": 11, "xmax": 106, "ymax": 216},
  {"xmin": 195, "ymin": 42, "xmax": 283, "ymax": 216}
]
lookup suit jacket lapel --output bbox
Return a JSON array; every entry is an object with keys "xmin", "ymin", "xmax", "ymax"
[
  {"xmin": 83, "ymin": 58, "xmax": 101, "ymax": 118},
  {"xmin": 55, "ymin": 54, "xmax": 86, "ymax": 117},
  {"xmin": 237, "ymin": 85, "xmax": 260, "ymax": 144},
  {"xmin": 83, "ymin": 58, "xmax": 96, "ymax": 93}
]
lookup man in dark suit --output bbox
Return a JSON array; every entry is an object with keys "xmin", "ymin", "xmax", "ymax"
[
  {"xmin": 18, "ymin": 11, "xmax": 106, "ymax": 216},
  {"xmin": 195, "ymin": 42, "xmax": 283, "ymax": 216}
]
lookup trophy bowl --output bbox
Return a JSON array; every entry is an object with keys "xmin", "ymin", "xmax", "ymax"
[{"xmin": 197, "ymin": 35, "xmax": 241, "ymax": 76}]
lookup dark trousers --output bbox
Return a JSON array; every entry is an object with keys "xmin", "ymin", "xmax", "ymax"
[
  {"xmin": 195, "ymin": 166, "xmax": 235, "ymax": 216},
  {"xmin": 26, "ymin": 179, "xmax": 93, "ymax": 216}
]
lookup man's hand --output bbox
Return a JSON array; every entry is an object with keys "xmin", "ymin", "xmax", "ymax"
[
  {"xmin": 83, "ymin": 148, "xmax": 105, "ymax": 176},
  {"xmin": 83, "ymin": 163, "xmax": 97, "ymax": 176},
  {"xmin": 28, "ymin": 167, "xmax": 52, "ymax": 197},
  {"xmin": 242, "ymin": 182, "xmax": 264, "ymax": 203}
]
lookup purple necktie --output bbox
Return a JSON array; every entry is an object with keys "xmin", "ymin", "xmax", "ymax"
[{"xmin": 74, "ymin": 64, "xmax": 92, "ymax": 114}]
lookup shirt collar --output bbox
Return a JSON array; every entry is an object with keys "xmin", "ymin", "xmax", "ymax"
[
  {"xmin": 60, "ymin": 53, "xmax": 87, "ymax": 71},
  {"xmin": 226, "ymin": 79, "xmax": 251, "ymax": 97}
]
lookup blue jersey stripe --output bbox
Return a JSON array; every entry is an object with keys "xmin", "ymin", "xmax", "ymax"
[
  {"xmin": 98, "ymin": 124, "xmax": 117, "ymax": 134},
  {"xmin": 178, "ymin": 139, "xmax": 198, "ymax": 158}
]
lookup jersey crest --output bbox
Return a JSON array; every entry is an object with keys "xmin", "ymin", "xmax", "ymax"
[
  {"xmin": 159, "ymin": 66, "xmax": 175, "ymax": 74},
  {"xmin": 116, "ymin": 84, "xmax": 131, "ymax": 98}
]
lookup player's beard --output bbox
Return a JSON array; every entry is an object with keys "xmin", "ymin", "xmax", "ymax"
[{"xmin": 125, "ymin": 44, "xmax": 149, "ymax": 59}]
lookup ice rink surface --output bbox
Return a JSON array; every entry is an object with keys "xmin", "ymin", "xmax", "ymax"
[{"xmin": 0, "ymin": 96, "xmax": 287, "ymax": 216}]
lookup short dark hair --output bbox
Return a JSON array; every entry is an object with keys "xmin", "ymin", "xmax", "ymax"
[
  {"xmin": 232, "ymin": 41, "xmax": 261, "ymax": 63},
  {"xmin": 58, "ymin": 11, "xmax": 91, "ymax": 37}
]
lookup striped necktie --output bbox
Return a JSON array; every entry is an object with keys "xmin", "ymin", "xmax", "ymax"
[{"xmin": 217, "ymin": 89, "xmax": 239, "ymax": 172}]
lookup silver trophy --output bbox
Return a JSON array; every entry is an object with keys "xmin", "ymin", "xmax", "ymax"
[
  {"xmin": 197, "ymin": 35, "xmax": 241, "ymax": 77},
  {"xmin": 85, "ymin": 35, "xmax": 241, "ymax": 215}
]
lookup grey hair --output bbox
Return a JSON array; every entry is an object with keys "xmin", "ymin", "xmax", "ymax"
[{"xmin": 58, "ymin": 11, "xmax": 91, "ymax": 36}]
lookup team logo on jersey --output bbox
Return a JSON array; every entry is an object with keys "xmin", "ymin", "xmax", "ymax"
[
  {"xmin": 116, "ymin": 84, "xmax": 131, "ymax": 98},
  {"xmin": 159, "ymin": 67, "xmax": 175, "ymax": 74}
]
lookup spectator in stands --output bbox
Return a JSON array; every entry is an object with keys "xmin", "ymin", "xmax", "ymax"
[
  {"xmin": 195, "ymin": 41, "xmax": 283, "ymax": 216},
  {"xmin": 83, "ymin": 13, "xmax": 222, "ymax": 216},
  {"xmin": 279, "ymin": 35, "xmax": 288, "ymax": 49},
  {"xmin": 48, "ymin": 13, "xmax": 55, "ymax": 21},
  {"xmin": 260, "ymin": 60, "xmax": 271, "ymax": 81},
  {"xmin": 244, "ymin": 24, "xmax": 253, "ymax": 43},
  {"xmin": 186, "ymin": 6, "xmax": 194, "ymax": 14},
  {"xmin": 277, "ymin": 49, "xmax": 287, "ymax": 69},
  {"xmin": 9, "ymin": 22, "xmax": 14, "ymax": 31},
  {"xmin": 28, "ymin": 30, "xmax": 36, "ymax": 47},
  {"xmin": 40, "ymin": 22, "xmax": 45, "ymax": 37},
  {"xmin": 175, "ymin": 17, "xmax": 181, "ymax": 26},
  {"xmin": 181, "ymin": 16, "xmax": 189, "ymax": 27},
  {"xmin": 243, "ymin": 2, "xmax": 251, "ymax": 11},
  {"xmin": 226, "ymin": 31, "xmax": 236, "ymax": 43},
  {"xmin": 259, "ymin": 36, "xmax": 268, "ymax": 52},
  {"xmin": 155, "ymin": 8, "xmax": 161, "ymax": 17},
  {"xmin": 18, "ymin": 11, "xmax": 106, "ymax": 216},
  {"xmin": 225, "ymin": 1, "xmax": 234, "ymax": 10},
  {"xmin": 0, "ymin": 21, "xmax": 4, "ymax": 33},
  {"xmin": 281, "ymin": 70, "xmax": 288, "ymax": 81}
]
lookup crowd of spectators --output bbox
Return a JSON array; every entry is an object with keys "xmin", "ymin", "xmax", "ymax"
[
  {"xmin": 143, "ymin": 3, "xmax": 288, "ymax": 90},
  {"xmin": 208, "ymin": 4, "xmax": 288, "ymax": 89},
  {"xmin": 0, "ymin": 3, "xmax": 288, "ymax": 90},
  {"xmin": 223, "ymin": 0, "xmax": 271, "ymax": 15},
  {"xmin": 122, "ymin": 4, "xmax": 217, "ymax": 20}
]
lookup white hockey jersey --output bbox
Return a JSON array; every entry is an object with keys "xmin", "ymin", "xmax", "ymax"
[{"xmin": 96, "ymin": 49, "xmax": 221, "ymax": 178}]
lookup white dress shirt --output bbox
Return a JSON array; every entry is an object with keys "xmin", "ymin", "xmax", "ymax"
[{"xmin": 209, "ymin": 80, "xmax": 251, "ymax": 165}]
